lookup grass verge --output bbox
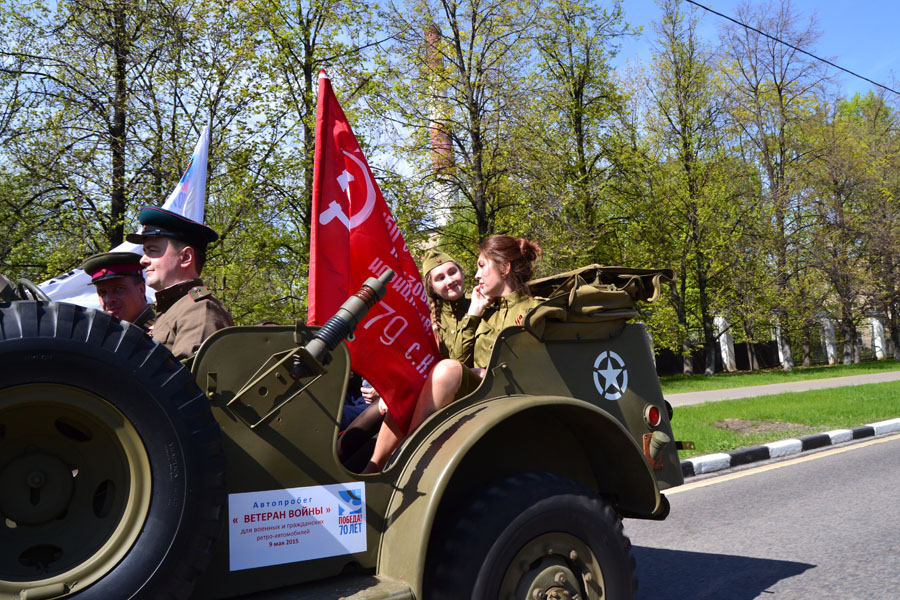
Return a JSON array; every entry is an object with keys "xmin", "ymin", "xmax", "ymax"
[
  {"xmin": 672, "ymin": 380, "xmax": 900, "ymax": 458},
  {"xmin": 659, "ymin": 360, "xmax": 900, "ymax": 395}
]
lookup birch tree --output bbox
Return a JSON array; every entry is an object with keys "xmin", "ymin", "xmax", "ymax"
[{"xmin": 719, "ymin": 0, "xmax": 829, "ymax": 370}]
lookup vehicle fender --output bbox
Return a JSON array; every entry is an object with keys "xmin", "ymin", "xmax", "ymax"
[{"xmin": 378, "ymin": 394, "xmax": 662, "ymax": 596}]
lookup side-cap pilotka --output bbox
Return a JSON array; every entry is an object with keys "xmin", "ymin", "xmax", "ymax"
[
  {"xmin": 81, "ymin": 252, "xmax": 144, "ymax": 284},
  {"xmin": 422, "ymin": 249, "xmax": 455, "ymax": 278},
  {"xmin": 125, "ymin": 206, "xmax": 218, "ymax": 247}
]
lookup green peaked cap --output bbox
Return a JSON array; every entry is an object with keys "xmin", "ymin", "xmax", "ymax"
[{"xmin": 126, "ymin": 206, "xmax": 218, "ymax": 247}]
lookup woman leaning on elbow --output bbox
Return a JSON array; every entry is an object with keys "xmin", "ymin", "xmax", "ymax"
[{"xmin": 363, "ymin": 235, "xmax": 542, "ymax": 473}]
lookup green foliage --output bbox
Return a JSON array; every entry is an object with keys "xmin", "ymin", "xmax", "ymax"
[
  {"xmin": 515, "ymin": 0, "xmax": 634, "ymax": 272},
  {"xmin": 0, "ymin": 0, "xmax": 898, "ymax": 361},
  {"xmin": 378, "ymin": 0, "xmax": 543, "ymax": 248},
  {"xmin": 0, "ymin": 0, "xmax": 386, "ymax": 326}
]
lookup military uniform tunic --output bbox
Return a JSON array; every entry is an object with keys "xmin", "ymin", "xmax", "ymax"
[
  {"xmin": 131, "ymin": 304, "xmax": 156, "ymax": 333},
  {"xmin": 151, "ymin": 279, "xmax": 233, "ymax": 360},
  {"xmin": 433, "ymin": 298, "xmax": 474, "ymax": 361},
  {"xmin": 457, "ymin": 290, "xmax": 543, "ymax": 369}
]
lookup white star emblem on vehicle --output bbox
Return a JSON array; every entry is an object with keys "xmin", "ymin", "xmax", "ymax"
[{"xmin": 593, "ymin": 350, "xmax": 628, "ymax": 400}]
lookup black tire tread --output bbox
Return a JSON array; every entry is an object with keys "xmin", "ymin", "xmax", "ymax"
[
  {"xmin": 0, "ymin": 301, "xmax": 225, "ymax": 600},
  {"xmin": 427, "ymin": 472, "xmax": 637, "ymax": 600}
]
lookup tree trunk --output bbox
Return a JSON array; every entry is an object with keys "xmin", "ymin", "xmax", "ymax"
[
  {"xmin": 109, "ymin": 1, "xmax": 129, "ymax": 247},
  {"xmin": 669, "ymin": 281, "xmax": 693, "ymax": 376},
  {"xmin": 801, "ymin": 324, "xmax": 812, "ymax": 367},
  {"xmin": 702, "ymin": 316, "xmax": 716, "ymax": 376},
  {"xmin": 746, "ymin": 341, "xmax": 759, "ymax": 371},
  {"xmin": 839, "ymin": 305, "xmax": 858, "ymax": 365},
  {"xmin": 682, "ymin": 338, "xmax": 694, "ymax": 376},
  {"xmin": 778, "ymin": 313, "xmax": 794, "ymax": 372},
  {"xmin": 843, "ymin": 339, "xmax": 854, "ymax": 364},
  {"xmin": 892, "ymin": 323, "xmax": 900, "ymax": 361},
  {"xmin": 696, "ymin": 248, "xmax": 716, "ymax": 376}
]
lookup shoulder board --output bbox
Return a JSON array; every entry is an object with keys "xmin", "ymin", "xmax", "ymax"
[{"xmin": 189, "ymin": 285, "xmax": 212, "ymax": 301}]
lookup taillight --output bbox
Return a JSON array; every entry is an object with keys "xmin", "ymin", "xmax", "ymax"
[{"xmin": 644, "ymin": 404, "xmax": 661, "ymax": 427}]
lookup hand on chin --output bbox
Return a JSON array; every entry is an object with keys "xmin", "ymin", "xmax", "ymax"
[{"xmin": 468, "ymin": 284, "xmax": 497, "ymax": 317}]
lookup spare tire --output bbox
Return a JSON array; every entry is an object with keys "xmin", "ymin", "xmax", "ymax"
[{"xmin": 0, "ymin": 301, "xmax": 225, "ymax": 600}]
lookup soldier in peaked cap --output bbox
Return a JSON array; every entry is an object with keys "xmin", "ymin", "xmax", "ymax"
[
  {"xmin": 82, "ymin": 251, "xmax": 155, "ymax": 332},
  {"xmin": 126, "ymin": 206, "xmax": 233, "ymax": 360}
]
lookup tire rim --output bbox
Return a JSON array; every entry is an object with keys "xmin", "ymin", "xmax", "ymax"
[
  {"xmin": 0, "ymin": 384, "xmax": 152, "ymax": 598},
  {"xmin": 500, "ymin": 532, "xmax": 606, "ymax": 600}
]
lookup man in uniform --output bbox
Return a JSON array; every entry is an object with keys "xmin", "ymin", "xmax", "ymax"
[
  {"xmin": 82, "ymin": 251, "xmax": 155, "ymax": 332},
  {"xmin": 126, "ymin": 206, "xmax": 233, "ymax": 360}
]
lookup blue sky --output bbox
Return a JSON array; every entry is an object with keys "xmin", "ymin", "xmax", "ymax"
[{"xmin": 615, "ymin": 0, "xmax": 899, "ymax": 99}]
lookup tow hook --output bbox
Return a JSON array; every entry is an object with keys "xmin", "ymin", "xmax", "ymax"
[{"xmin": 643, "ymin": 430, "xmax": 670, "ymax": 470}]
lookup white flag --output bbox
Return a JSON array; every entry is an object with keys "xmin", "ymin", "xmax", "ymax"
[
  {"xmin": 39, "ymin": 125, "xmax": 210, "ymax": 307},
  {"xmin": 161, "ymin": 124, "xmax": 208, "ymax": 224}
]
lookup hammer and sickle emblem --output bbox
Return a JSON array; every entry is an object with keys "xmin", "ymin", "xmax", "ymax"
[{"xmin": 318, "ymin": 150, "xmax": 376, "ymax": 230}]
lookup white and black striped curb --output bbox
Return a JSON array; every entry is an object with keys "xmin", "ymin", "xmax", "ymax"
[{"xmin": 681, "ymin": 418, "xmax": 900, "ymax": 477}]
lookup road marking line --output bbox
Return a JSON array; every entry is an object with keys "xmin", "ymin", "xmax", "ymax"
[{"xmin": 667, "ymin": 433, "xmax": 900, "ymax": 495}]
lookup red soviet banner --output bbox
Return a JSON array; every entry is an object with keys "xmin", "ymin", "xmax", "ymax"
[{"xmin": 308, "ymin": 70, "xmax": 440, "ymax": 433}]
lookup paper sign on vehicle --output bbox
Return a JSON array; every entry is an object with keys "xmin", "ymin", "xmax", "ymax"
[{"xmin": 228, "ymin": 482, "xmax": 366, "ymax": 571}]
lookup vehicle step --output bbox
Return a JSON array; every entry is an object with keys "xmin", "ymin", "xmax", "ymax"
[{"xmin": 230, "ymin": 574, "xmax": 413, "ymax": 600}]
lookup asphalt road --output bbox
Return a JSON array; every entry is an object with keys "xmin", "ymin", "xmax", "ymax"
[{"xmin": 624, "ymin": 434, "xmax": 900, "ymax": 599}]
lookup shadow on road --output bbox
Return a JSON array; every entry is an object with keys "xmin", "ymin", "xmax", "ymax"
[{"xmin": 634, "ymin": 546, "xmax": 815, "ymax": 599}]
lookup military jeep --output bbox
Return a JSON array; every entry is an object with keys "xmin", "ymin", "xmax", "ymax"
[{"xmin": 0, "ymin": 265, "xmax": 682, "ymax": 600}]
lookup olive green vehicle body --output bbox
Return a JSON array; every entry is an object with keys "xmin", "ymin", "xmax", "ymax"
[
  {"xmin": 185, "ymin": 265, "xmax": 682, "ymax": 599},
  {"xmin": 0, "ymin": 264, "xmax": 681, "ymax": 600}
]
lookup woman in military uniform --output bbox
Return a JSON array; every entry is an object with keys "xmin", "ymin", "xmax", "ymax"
[
  {"xmin": 364, "ymin": 235, "xmax": 543, "ymax": 472},
  {"xmin": 422, "ymin": 249, "xmax": 472, "ymax": 361}
]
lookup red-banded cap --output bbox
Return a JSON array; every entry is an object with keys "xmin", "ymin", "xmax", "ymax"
[{"xmin": 82, "ymin": 252, "xmax": 144, "ymax": 284}]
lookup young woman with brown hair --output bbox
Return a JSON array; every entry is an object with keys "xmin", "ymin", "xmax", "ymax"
[{"xmin": 422, "ymin": 249, "xmax": 471, "ymax": 361}]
